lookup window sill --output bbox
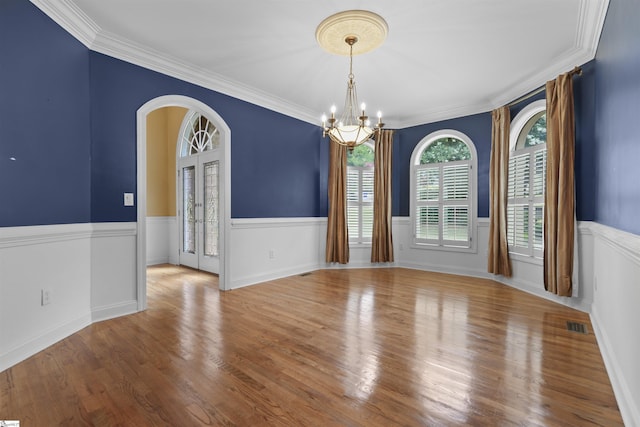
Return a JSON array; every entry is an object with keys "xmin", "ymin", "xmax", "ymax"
[
  {"xmin": 410, "ymin": 242, "xmax": 477, "ymax": 254},
  {"xmin": 509, "ymin": 252, "xmax": 543, "ymax": 266},
  {"xmin": 349, "ymin": 243, "xmax": 372, "ymax": 249}
]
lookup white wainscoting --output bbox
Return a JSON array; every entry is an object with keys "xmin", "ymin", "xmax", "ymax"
[
  {"xmin": 0, "ymin": 222, "xmax": 138, "ymax": 373},
  {"xmin": 391, "ymin": 218, "xmax": 594, "ymax": 312},
  {"xmin": 589, "ymin": 223, "xmax": 640, "ymax": 427},
  {"xmin": 2, "ymin": 217, "xmax": 637, "ymax": 425},
  {"xmin": 91, "ymin": 222, "xmax": 138, "ymax": 322},
  {"xmin": 146, "ymin": 216, "xmax": 177, "ymax": 266},
  {"xmin": 229, "ymin": 218, "xmax": 325, "ymax": 289}
]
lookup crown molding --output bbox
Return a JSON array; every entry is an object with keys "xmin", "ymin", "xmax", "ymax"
[
  {"xmin": 488, "ymin": 0, "xmax": 609, "ymax": 113},
  {"xmin": 576, "ymin": 0, "xmax": 610, "ymax": 57},
  {"xmin": 30, "ymin": 0, "xmax": 610, "ymax": 130},
  {"xmin": 91, "ymin": 30, "xmax": 320, "ymax": 125},
  {"xmin": 395, "ymin": 100, "xmax": 495, "ymax": 129},
  {"xmin": 29, "ymin": 0, "xmax": 99, "ymax": 47},
  {"xmin": 30, "ymin": 1, "xmax": 319, "ymax": 126}
]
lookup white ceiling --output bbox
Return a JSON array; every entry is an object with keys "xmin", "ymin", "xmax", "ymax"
[{"xmin": 32, "ymin": 0, "xmax": 609, "ymax": 128}]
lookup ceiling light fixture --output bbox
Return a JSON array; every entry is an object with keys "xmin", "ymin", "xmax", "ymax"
[{"xmin": 316, "ymin": 10, "xmax": 388, "ymax": 151}]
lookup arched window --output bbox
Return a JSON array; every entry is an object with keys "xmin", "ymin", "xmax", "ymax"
[
  {"xmin": 508, "ymin": 99, "xmax": 546, "ymax": 258},
  {"xmin": 180, "ymin": 111, "xmax": 220, "ymax": 157},
  {"xmin": 347, "ymin": 143, "xmax": 374, "ymax": 244},
  {"xmin": 410, "ymin": 130, "xmax": 477, "ymax": 250}
]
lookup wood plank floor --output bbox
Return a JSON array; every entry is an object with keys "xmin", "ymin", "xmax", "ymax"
[{"xmin": 1, "ymin": 265, "xmax": 622, "ymax": 426}]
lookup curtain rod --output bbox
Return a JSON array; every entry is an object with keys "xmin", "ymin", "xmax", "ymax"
[{"xmin": 507, "ymin": 66, "xmax": 582, "ymax": 107}]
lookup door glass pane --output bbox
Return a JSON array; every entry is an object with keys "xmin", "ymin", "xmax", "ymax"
[
  {"xmin": 203, "ymin": 161, "xmax": 219, "ymax": 257},
  {"xmin": 183, "ymin": 166, "xmax": 196, "ymax": 253}
]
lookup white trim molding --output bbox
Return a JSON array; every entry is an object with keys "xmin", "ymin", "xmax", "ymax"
[
  {"xmin": 0, "ymin": 222, "xmax": 140, "ymax": 372},
  {"xmin": 588, "ymin": 222, "xmax": 640, "ymax": 427}
]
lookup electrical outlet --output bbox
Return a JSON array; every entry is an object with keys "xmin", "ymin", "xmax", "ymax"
[{"xmin": 41, "ymin": 289, "xmax": 51, "ymax": 306}]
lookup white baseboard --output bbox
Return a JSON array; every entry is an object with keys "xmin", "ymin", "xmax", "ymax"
[
  {"xmin": 591, "ymin": 306, "xmax": 639, "ymax": 427},
  {"xmin": 92, "ymin": 300, "xmax": 139, "ymax": 323},
  {"xmin": 588, "ymin": 222, "xmax": 640, "ymax": 427},
  {"xmin": 0, "ymin": 313, "xmax": 91, "ymax": 373}
]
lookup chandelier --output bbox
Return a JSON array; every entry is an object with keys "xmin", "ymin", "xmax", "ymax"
[{"xmin": 316, "ymin": 10, "xmax": 388, "ymax": 151}]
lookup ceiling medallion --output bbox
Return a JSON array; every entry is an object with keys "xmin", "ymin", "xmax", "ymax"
[{"xmin": 316, "ymin": 10, "xmax": 388, "ymax": 56}]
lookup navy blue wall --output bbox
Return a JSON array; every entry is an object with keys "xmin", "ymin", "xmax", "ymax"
[
  {"xmin": 393, "ymin": 65, "xmax": 598, "ymax": 223},
  {"xmin": 89, "ymin": 52, "xmax": 322, "ymax": 222},
  {"xmin": 394, "ymin": 113, "xmax": 493, "ymax": 217},
  {"xmin": 0, "ymin": 0, "xmax": 91, "ymax": 227},
  {"xmin": 574, "ymin": 61, "xmax": 597, "ymax": 221},
  {"xmin": 593, "ymin": 0, "xmax": 640, "ymax": 235},
  {"xmin": 3, "ymin": 0, "xmax": 632, "ymax": 230}
]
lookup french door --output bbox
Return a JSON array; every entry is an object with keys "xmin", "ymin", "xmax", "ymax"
[{"xmin": 178, "ymin": 150, "xmax": 219, "ymax": 274}]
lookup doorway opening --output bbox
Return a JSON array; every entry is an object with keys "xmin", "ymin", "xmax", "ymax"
[{"xmin": 137, "ymin": 95, "xmax": 231, "ymax": 311}]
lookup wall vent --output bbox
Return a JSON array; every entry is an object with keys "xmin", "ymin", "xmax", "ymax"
[{"xmin": 566, "ymin": 321, "xmax": 588, "ymax": 334}]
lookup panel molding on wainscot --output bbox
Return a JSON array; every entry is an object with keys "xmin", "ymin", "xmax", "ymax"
[
  {"xmin": 91, "ymin": 222, "xmax": 138, "ymax": 322},
  {"xmin": 229, "ymin": 218, "xmax": 325, "ymax": 289},
  {"xmin": 0, "ymin": 223, "xmax": 93, "ymax": 372},
  {"xmin": 0, "ymin": 222, "xmax": 140, "ymax": 373}
]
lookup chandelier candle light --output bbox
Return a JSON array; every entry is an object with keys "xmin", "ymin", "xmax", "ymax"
[{"xmin": 317, "ymin": 10, "xmax": 388, "ymax": 151}]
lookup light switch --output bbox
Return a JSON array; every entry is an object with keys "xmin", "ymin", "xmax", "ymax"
[{"xmin": 124, "ymin": 193, "xmax": 135, "ymax": 206}]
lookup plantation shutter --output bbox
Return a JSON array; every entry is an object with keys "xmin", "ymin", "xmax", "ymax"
[
  {"xmin": 442, "ymin": 163, "xmax": 471, "ymax": 245},
  {"xmin": 507, "ymin": 146, "xmax": 546, "ymax": 256},
  {"xmin": 415, "ymin": 165, "xmax": 440, "ymax": 244},
  {"xmin": 347, "ymin": 166, "xmax": 374, "ymax": 244},
  {"xmin": 347, "ymin": 168, "xmax": 359, "ymax": 242},
  {"xmin": 532, "ymin": 148, "xmax": 546, "ymax": 255},
  {"xmin": 507, "ymin": 152, "xmax": 530, "ymax": 250},
  {"xmin": 362, "ymin": 169, "xmax": 374, "ymax": 242}
]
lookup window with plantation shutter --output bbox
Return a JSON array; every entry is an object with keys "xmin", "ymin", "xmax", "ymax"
[
  {"xmin": 410, "ymin": 131, "xmax": 477, "ymax": 251},
  {"xmin": 347, "ymin": 144, "xmax": 374, "ymax": 244},
  {"xmin": 508, "ymin": 100, "xmax": 546, "ymax": 259}
]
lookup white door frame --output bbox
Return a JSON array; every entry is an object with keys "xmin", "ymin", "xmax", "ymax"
[
  {"xmin": 178, "ymin": 148, "xmax": 220, "ymax": 274},
  {"xmin": 136, "ymin": 95, "xmax": 232, "ymax": 311}
]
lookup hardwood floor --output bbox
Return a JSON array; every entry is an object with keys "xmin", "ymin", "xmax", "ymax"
[{"xmin": 1, "ymin": 265, "xmax": 622, "ymax": 426}]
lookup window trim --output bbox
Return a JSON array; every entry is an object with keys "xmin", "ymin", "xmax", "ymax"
[
  {"xmin": 508, "ymin": 99, "xmax": 546, "ymax": 264},
  {"xmin": 409, "ymin": 129, "xmax": 478, "ymax": 253}
]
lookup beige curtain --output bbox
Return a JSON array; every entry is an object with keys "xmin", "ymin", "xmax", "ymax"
[
  {"xmin": 371, "ymin": 130, "xmax": 394, "ymax": 263},
  {"xmin": 326, "ymin": 140, "xmax": 349, "ymax": 264},
  {"xmin": 544, "ymin": 72, "xmax": 576, "ymax": 296},
  {"xmin": 487, "ymin": 106, "xmax": 512, "ymax": 277}
]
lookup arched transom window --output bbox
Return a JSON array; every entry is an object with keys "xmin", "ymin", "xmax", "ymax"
[{"xmin": 180, "ymin": 111, "xmax": 220, "ymax": 157}]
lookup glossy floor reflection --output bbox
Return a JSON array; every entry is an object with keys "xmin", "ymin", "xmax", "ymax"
[{"xmin": 1, "ymin": 265, "xmax": 622, "ymax": 426}]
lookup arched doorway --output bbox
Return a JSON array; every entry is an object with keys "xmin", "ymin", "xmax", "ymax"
[{"xmin": 136, "ymin": 95, "xmax": 231, "ymax": 310}]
